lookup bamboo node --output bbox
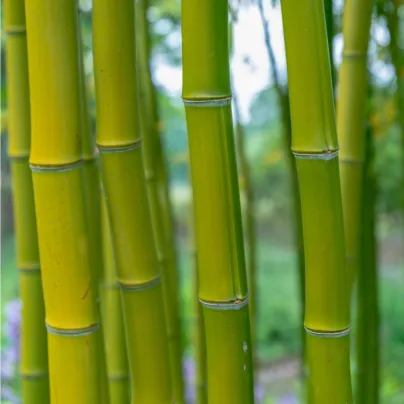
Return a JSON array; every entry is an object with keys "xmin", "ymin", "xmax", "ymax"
[
  {"xmin": 30, "ymin": 160, "xmax": 83, "ymax": 173},
  {"xmin": 5, "ymin": 26, "xmax": 26, "ymax": 35},
  {"xmin": 182, "ymin": 96, "xmax": 232, "ymax": 107},
  {"xmin": 20, "ymin": 372, "xmax": 49, "ymax": 380},
  {"xmin": 45, "ymin": 322, "xmax": 99, "ymax": 337},
  {"xmin": 304, "ymin": 326, "xmax": 350, "ymax": 338},
  {"xmin": 119, "ymin": 276, "xmax": 161, "ymax": 292},
  {"xmin": 292, "ymin": 150, "xmax": 339, "ymax": 160},
  {"xmin": 199, "ymin": 297, "xmax": 249, "ymax": 311},
  {"xmin": 97, "ymin": 139, "xmax": 142, "ymax": 154}
]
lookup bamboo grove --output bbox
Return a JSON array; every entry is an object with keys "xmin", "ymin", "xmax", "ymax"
[{"xmin": 2, "ymin": 0, "xmax": 403, "ymax": 403}]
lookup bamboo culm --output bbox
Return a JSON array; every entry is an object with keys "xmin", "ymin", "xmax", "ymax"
[
  {"xmin": 135, "ymin": 1, "xmax": 184, "ymax": 401},
  {"xmin": 4, "ymin": 1, "xmax": 50, "ymax": 401},
  {"xmin": 92, "ymin": 0, "xmax": 172, "ymax": 402},
  {"xmin": 182, "ymin": 1, "xmax": 254, "ymax": 402},
  {"xmin": 78, "ymin": 32, "xmax": 110, "ymax": 404},
  {"xmin": 280, "ymin": 0, "xmax": 352, "ymax": 401},
  {"xmin": 25, "ymin": 0, "xmax": 104, "ymax": 402}
]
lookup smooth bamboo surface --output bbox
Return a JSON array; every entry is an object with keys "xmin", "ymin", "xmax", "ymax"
[
  {"xmin": 136, "ymin": 1, "xmax": 184, "ymax": 401},
  {"xmin": 182, "ymin": 1, "xmax": 254, "ymax": 402},
  {"xmin": 25, "ymin": 1, "xmax": 102, "ymax": 402},
  {"xmin": 78, "ymin": 36, "xmax": 109, "ymax": 404},
  {"xmin": 92, "ymin": 0, "xmax": 172, "ymax": 402},
  {"xmin": 4, "ymin": 1, "xmax": 50, "ymax": 402},
  {"xmin": 280, "ymin": 0, "xmax": 352, "ymax": 402},
  {"xmin": 337, "ymin": 0, "xmax": 373, "ymax": 290},
  {"xmin": 101, "ymin": 198, "xmax": 129, "ymax": 404}
]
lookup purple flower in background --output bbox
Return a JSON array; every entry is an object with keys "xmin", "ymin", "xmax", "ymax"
[
  {"xmin": 254, "ymin": 384, "xmax": 266, "ymax": 403},
  {"xmin": 183, "ymin": 356, "xmax": 196, "ymax": 404},
  {"xmin": 1, "ymin": 298, "xmax": 22, "ymax": 403}
]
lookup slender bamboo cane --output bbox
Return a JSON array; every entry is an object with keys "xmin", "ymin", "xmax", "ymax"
[
  {"xmin": 232, "ymin": 86, "xmax": 257, "ymax": 354},
  {"xmin": 92, "ymin": 0, "xmax": 172, "ymax": 402},
  {"xmin": 78, "ymin": 36, "xmax": 109, "ymax": 404},
  {"xmin": 24, "ymin": 1, "xmax": 103, "ymax": 402},
  {"xmin": 189, "ymin": 200, "xmax": 207, "ymax": 404},
  {"xmin": 280, "ymin": 0, "xmax": 352, "ymax": 402},
  {"xmin": 100, "ymin": 198, "xmax": 130, "ymax": 403},
  {"xmin": 356, "ymin": 93, "xmax": 379, "ymax": 404},
  {"xmin": 4, "ymin": 2, "xmax": 49, "ymax": 402},
  {"xmin": 337, "ymin": 0, "xmax": 373, "ymax": 292},
  {"xmin": 182, "ymin": 1, "xmax": 254, "ymax": 402},
  {"xmin": 257, "ymin": 0, "xmax": 306, "ymax": 373},
  {"xmin": 136, "ymin": 2, "xmax": 184, "ymax": 401}
]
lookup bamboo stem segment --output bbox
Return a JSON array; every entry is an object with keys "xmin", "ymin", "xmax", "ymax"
[
  {"xmin": 280, "ymin": 0, "xmax": 352, "ymax": 401},
  {"xmin": 4, "ymin": 2, "xmax": 50, "ymax": 401},
  {"xmin": 92, "ymin": 0, "xmax": 172, "ymax": 402},
  {"xmin": 136, "ymin": 1, "xmax": 184, "ymax": 400},
  {"xmin": 182, "ymin": 1, "xmax": 254, "ymax": 402},
  {"xmin": 25, "ymin": 1, "xmax": 104, "ymax": 401}
]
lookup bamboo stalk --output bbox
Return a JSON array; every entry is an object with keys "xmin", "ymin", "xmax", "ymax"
[
  {"xmin": 100, "ymin": 198, "xmax": 130, "ymax": 403},
  {"xmin": 24, "ymin": 1, "xmax": 103, "ymax": 402},
  {"xmin": 356, "ymin": 91, "xmax": 379, "ymax": 404},
  {"xmin": 280, "ymin": 0, "xmax": 352, "ymax": 402},
  {"xmin": 92, "ymin": 0, "xmax": 172, "ymax": 402},
  {"xmin": 135, "ymin": 2, "xmax": 184, "ymax": 401},
  {"xmin": 182, "ymin": 1, "xmax": 254, "ymax": 402},
  {"xmin": 4, "ymin": 4, "xmax": 50, "ymax": 402},
  {"xmin": 78, "ymin": 35, "xmax": 109, "ymax": 404},
  {"xmin": 337, "ymin": 0, "xmax": 373, "ymax": 292},
  {"xmin": 189, "ymin": 199, "xmax": 207, "ymax": 404}
]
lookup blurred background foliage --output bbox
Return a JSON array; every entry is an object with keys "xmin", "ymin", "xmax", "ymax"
[{"xmin": 1, "ymin": 0, "xmax": 403, "ymax": 402}]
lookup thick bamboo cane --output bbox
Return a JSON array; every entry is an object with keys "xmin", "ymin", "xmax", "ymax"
[
  {"xmin": 24, "ymin": 0, "xmax": 103, "ymax": 402},
  {"xmin": 4, "ymin": 2, "xmax": 49, "ymax": 402},
  {"xmin": 182, "ymin": 1, "xmax": 254, "ymax": 402},
  {"xmin": 135, "ymin": 1, "xmax": 184, "ymax": 401},
  {"xmin": 280, "ymin": 0, "xmax": 352, "ymax": 402},
  {"xmin": 100, "ymin": 198, "xmax": 130, "ymax": 403},
  {"xmin": 92, "ymin": 0, "xmax": 172, "ymax": 402}
]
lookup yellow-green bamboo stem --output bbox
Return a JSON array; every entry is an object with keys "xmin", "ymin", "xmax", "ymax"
[
  {"xmin": 92, "ymin": 0, "xmax": 172, "ymax": 402},
  {"xmin": 280, "ymin": 0, "xmax": 352, "ymax": 402},
  {"xmin": 189, "ymin": 199, "xmax": 207, "ymax": 404},
  {"xmin": 356, "ymin": 106, "xmax": 379, "ymax": 404},
  {"xmin": 78, "ymin": 35, "xmax": 109, "ymax": 404},
  {"xmin": 25, "ymin": 1, "xmax": 103, "ymax": 402},
  {"xmin": 136, "ymin": 2, "xmax": 184, "ymax": 401},
  {"xmin": 4, "ymin": 4, "xmax": 50, "ymax": 401},
  {"xmin": 100, "ymin": 198, "xmax": 130, "ymax": 404},
  {"xmin": 182, "ymin": 1, "xmax": 254, "ymax": 402},
  {"xmin": 337, "ymin": 0, "xmax": 373, "ymax": 292}
]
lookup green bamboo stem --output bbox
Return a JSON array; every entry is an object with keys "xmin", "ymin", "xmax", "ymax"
[
  {"xmin": 78, "ymin": 33, "xmax": 109, "ymax": 404},
  {"xmin": 280, "ymin": 0, "xmax": 352, "ymax": 402},
  {"xmin": 355, "ymin": 96, "xmax": 379, "ymax": 404},
  {"xmin": 4, "ymin": 4, "xmax": 50, "ymax": 401},
  {"xmin": 189, "ymin": 201, "xmax": 207, "ymax": 404},
  {"xmin": 135, "ymin": 2, "xmax": 184, "ymax": 401},
  {"xmin": 232, "ymin": 87, "xmax": 257, "ymax": 354},
  {"xmin": 257, "ymin": 0, "xmax": 306, "ymax": 372},
  {"xmin": 100, "ymin": 198, "xmax": 130, "ymax": 404},
  {"xmin": 324, "ymin": 0, "xmax": 336, "ymax": 91},
  {"xmin": 337, "ymin": 0, "xmax": 373, "ymax": 292},
  {"xmin": 182, "ymin": 1, "xmax": 254, "ymax": 402},
  {"xmin": 25, "ymin": 0, "xmax": 103, "ymax": 402},
  {"xmin": 92, "ymin": 0, "xmax": 172, "ymax": 402}
]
